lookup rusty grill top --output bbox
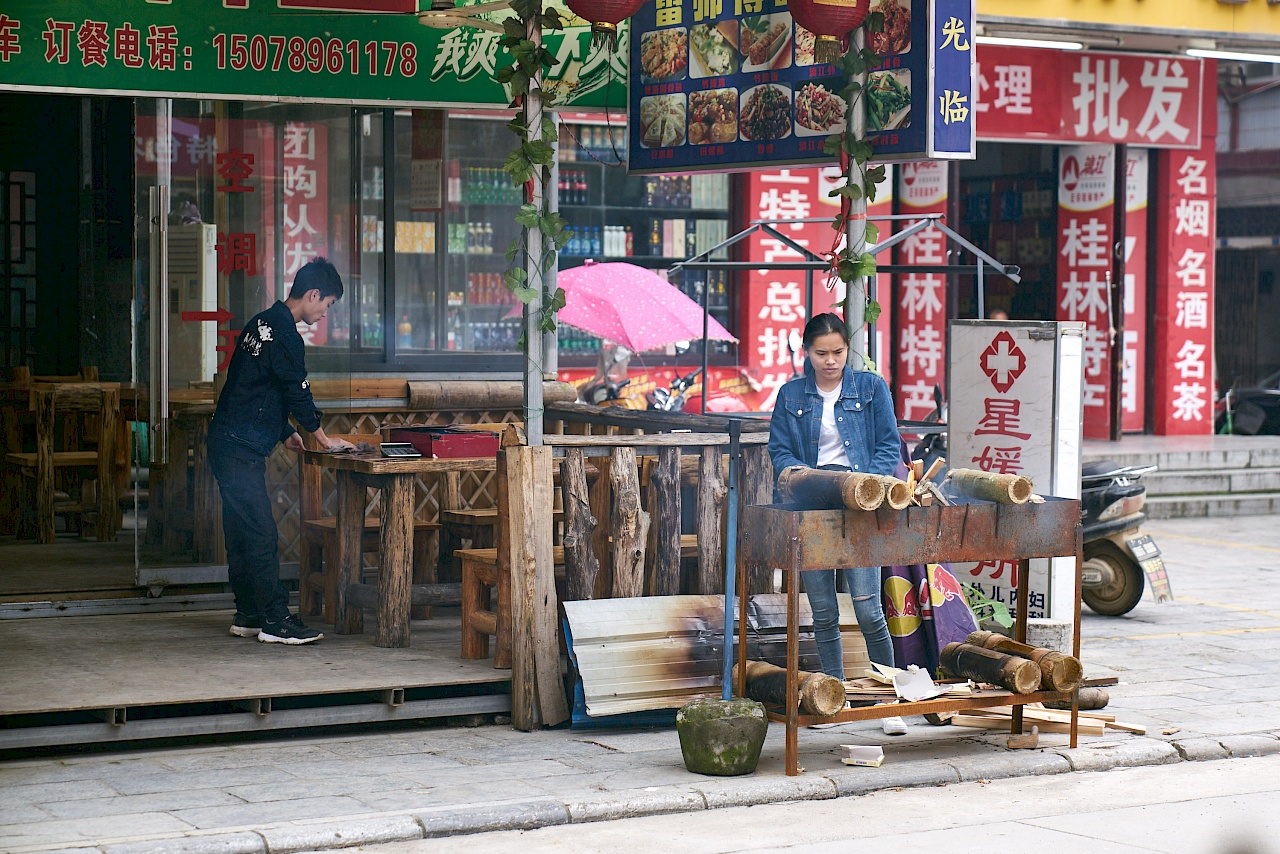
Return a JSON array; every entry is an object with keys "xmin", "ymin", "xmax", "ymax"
[{"xmin": 739, "ymin": 498, "xmax": 1081, "ymax": 570}]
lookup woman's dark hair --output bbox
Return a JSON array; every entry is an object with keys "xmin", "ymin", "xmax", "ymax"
[
  {"xmin": 289, "ymin": 257, "xmax": 344, "ymax": 301},
  {"xmin": 802, "ymin": 312, "xmax": 850, "ymax": 349}
]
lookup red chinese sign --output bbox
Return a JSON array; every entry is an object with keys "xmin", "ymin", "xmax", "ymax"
[
  {"xmin": 894, "ymin": 161, "xmax": 948, "ymax": 421},
  {"xmin": 1056, "ymin": 143, "xmax": 1114, "ymax": 440},
  {"xmin": 1153, "ymin": 136, "xmax": 1216, "ymax": 434},
  {"xmin": 1122, "ymin": 150, "xmax": 1149, "ymax": 433},
  {"xmin": 975, "ymin": 46, "xmax": 1204, "ymax": 150}
]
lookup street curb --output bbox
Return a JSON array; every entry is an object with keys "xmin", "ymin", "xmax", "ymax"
[
  {"xmin": 258, "ymin": 816, "xmax": 424, "ymax": 853},
  {"xmin": 101, "ymin": 832, "xmax": 267, "ymax": 854},
  {"xmin": 28, "ymin": 737, "xmax": 1280, "ymax": 854}
]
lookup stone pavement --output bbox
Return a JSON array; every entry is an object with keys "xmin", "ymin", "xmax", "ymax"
[{"xmin": 4, "ymin": 515, "xmax": 1280, "ymax": 854}]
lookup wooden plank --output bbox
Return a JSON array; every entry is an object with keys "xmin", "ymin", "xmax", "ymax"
[
  {"xmin": 508, "ymin": 446, "xmax": 568, "ymax": 729},
  {"xmin": 308, "ymin": 377, "xmax": 409, "ymax": 400},
  {"xmin": 333, "ymin": 471, "xmax": 366, "ymax": 635},
  {"xmin": 697, "ymin": 445, "xmax": 727, "ymax": 595},
  {"xmin": 546, "ymin": 401, "xmax": 771, "ymax": 434},
  {"xmin": 545, "ymin": 433, "xmax": 769, "ymax": 448},
  {"xmin": 949, "ymin": 713, "xmax": 1105, "ymax": 736},
  {"xmin": 560, "ymin": 448, "xmax": 599, "ymax": 602},
  {"xmin": 739, "ymin": 445, "xmax": 774, "ymax": 594},
  {"xmin": 375, "ymin": 473, "xmax": 415, "ymax": 648},
  {"xmin": 409, "ymin": 380, "xmax": 576, "ymax": 411},
  {"xmin": 651, "ymin": 447, "xmax": 681, "ymax": 596},
  {"xmin": 609, "ymin": 447, "xmax": 649, "ymax": 599},
  {"xmin": 588, "ymin": 452, "xmax": 613, "ymax": 599}
]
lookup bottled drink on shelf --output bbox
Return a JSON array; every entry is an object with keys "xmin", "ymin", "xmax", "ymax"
[
  {"xmin": 649, "ymin": 219, "xmax": 662, "ymax": 256},
  {"xmin": 625, "ymin": 226, "xmax": 634, "ymax": 257},
  {"xmin": 590, "ymin": 226, "xmax": 602, "ymax": 258},
  {"xmin": 484, "ymin": 222, "xmax": 494, "ymax": 254},
  {"xmin": 397, "ymin": 315, "xmax": 412, "ymax": 348},
  {"xmin": 466, "ymin": 222, "xmax": 476, "ymax": 254}
]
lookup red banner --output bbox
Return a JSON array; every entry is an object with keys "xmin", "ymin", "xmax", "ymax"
[
  {"xmin": 975, "ymin": 46, "xmax": 1204, "ymax": 149},
  {"xmin": 1153, "ymin": 136, "xmax": 1216, "ymax": 434},
  {"xmin": 1056, "ymin": 143, "xmax": 1114, "ymax": 440},
  {"xmin": 894, "ymin": 161, "xmax": 948, "ymax": 421}
]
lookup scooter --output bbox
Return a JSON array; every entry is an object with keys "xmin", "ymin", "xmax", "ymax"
[
  {"xmin": 1080, "ymin": 460, "xmax": 1168, "ymax": 616},
  {"xmin": 646, "ymin": 341, "xmax": 751, "ymax": 413},
  {"xmin": 579, "ymin": 343, "xmax": 633, "ymax": 407},
  {"xmin": 646, "ymin": 367, "xmax": 702, "ymax": 412}
]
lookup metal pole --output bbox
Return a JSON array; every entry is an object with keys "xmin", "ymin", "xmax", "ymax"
[
  {"xmin": 544, "ymin": 117, "xmax": 560, "ymax": 381},
  {"xmin": 522, "ymin": 13, "xmax": 544, "ymax": 447},
  {"xmin": 1109, "ymin": 143, "xmax": 1128, "ymax": 442},
  {"xmin": 721, "ymin": 420, "xmax": 742, "ymax": 700},
  {"xmin": 844, "ymin": 27, "xmax": 868, "ymax": 367},
  {"xmin": 701, "ymin": 271, "xmax": 710, "ymax": 415},
  {"xmin": 976, "ymin": 258, "xmax": 985, "ymax": 320}
]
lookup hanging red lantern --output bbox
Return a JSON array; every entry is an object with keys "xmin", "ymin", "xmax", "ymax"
[
  {"xmin": 789, "ymin": 0, "xmax": 871, "ymax": 64},
  {"xmin": 563, "ymin": 0, "xmax": 649, "ymax": 51}
]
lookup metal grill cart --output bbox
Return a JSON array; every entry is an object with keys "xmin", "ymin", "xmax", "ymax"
[{"xmin": 733, "ymin": 499, "xmax": 1083, "ymax": 776}]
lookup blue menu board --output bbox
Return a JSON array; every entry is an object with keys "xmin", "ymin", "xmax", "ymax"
[{"xmin": 626, "ymin": 0, "xmax": 975, "ymax": 174}]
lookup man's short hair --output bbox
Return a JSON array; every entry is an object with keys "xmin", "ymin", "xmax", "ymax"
[{"xmin": 289, "ymin": 257, "xmax": 344, "ymax": 301}]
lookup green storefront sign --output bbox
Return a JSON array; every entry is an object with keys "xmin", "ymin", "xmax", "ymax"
[{"xmin": 0, "ymin": 1, "xmax": 626, "ymax": 109}]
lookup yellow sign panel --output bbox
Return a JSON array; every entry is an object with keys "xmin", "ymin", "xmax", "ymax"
[{"xmin": 978, "ymin": 0, "xmax": 1280, "ymax": 38}]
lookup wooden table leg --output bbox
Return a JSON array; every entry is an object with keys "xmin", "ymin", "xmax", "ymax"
[
  {"xmin": 1011, "ymin": 556, "xmax": 1032, "ymax": 736},
  {"xmin": 163, "ymin": 420, "xmax": 191, "ymax": 556},
  {"xmin": 786, "ymin": 537, "xmax": 801, "ymax": 776},
  {"xmin": 376, "ymin": 472, "xmax": 414, "ymax": 648},
  {"xmin": 334, "ymin": 471, "xmax": 365, "ymax": 635}
]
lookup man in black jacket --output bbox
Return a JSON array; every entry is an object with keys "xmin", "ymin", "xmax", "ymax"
[{"xmin": 207, "ymin": 258, "xmax": 354, "ymax": 644}]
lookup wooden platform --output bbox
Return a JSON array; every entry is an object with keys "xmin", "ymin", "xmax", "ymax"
[
  {"xmin": 0, "ymin": 536, "xmax": 138, "ymax": 599},
  {"xmin": 0, "ymin": 610, "xmax": 511, "ymax": 749}
]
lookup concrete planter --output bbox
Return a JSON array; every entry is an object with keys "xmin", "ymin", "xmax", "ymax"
[{"xmin": 676, "ymin": 698, "xmax": 769, "ymax": 776}]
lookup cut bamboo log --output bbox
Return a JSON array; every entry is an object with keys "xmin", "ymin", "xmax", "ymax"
[
  {"xmin": 735, "ymin": 660, "xmax": 847, "ymax": 718},
  {"xmin": 610, "ymin": 447, "xmax": 649, "ymax": 599},
  {"xmin": 966, "ymin": 630, "xmax": 1084, "ymax": 693},
  {"xmin": 940, "ymin": 642, "xmax": 1042, "ymax": 695},
  {"xmin": 874, "ymin": 475, "xmax": 912, "ymax": 510},
  {"xmin": 776, "ymin": 466, "xmax": 885, "ymax": 511},
  {"xmin": 946, "ymin": 468, "xmax": 1033, "ymax": 504}
]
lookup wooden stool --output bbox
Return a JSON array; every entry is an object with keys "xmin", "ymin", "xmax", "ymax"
[
  {"xmin": 460, "ymin": 534, "xmax": 698, "ymax": 669},
  {"xmin": 299, "ymin": 517, "xmax": 441, "ymax": 623},
  {"xmin": 440, "ymin": 508, "xmax": 564, "ymax": 579}
]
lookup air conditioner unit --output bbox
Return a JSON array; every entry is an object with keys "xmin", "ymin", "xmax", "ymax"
[{"xmin": 167, "ymin": 223, "xmax": 218, "ymax": 385}]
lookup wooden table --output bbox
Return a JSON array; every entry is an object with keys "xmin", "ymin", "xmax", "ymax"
[
  {"xmin": 736, "ymin": 499, "xmax": 1084, "ymax": 776},
  {"xmin": 306, "ymin": 451, "xmax": 498, "ymax": 648}
]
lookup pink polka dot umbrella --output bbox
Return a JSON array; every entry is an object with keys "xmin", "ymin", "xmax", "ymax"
[{"xmin": 556, "ymin": 260, "xmax": 738, "ymax": 353}]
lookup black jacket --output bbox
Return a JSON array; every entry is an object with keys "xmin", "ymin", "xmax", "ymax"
[{"xmin": 208, "ymin": 301, "xmax": 322, "ymax": 457}]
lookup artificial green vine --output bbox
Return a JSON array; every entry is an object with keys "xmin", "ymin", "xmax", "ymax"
[
  {"xmin": 821, "ymin": 13, "xmax": 886, "ymax": 327},
  {"xmin": 495, "ymin": 0, "xmax": 569, "ymax": 337}
]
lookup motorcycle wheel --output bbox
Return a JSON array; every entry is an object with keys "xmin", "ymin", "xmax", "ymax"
[{"xmin": 1081, "ymin": 541, "xmax": 1146, "ymax": 616}]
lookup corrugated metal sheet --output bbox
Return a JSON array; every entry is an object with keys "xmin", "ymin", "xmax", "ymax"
[{"xmin": 564, "ymin": 594, "xmax": 869, "ymax": 718}]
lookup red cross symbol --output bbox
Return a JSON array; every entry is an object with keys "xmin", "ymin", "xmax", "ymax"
[{"xmin": 980, "ymin": 331, "xmax": 1026, "ymax": 393}]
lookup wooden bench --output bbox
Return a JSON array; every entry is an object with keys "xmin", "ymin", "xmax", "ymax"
[
  {"xmin": 460, "ymin": 533, "xmax": 700, "ymax": 669},
  {"xmin": 298, "ymin": 516, "xmax": 441, "ymax": 624}
]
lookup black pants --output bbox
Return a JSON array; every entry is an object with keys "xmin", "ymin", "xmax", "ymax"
[{"xmin": 209, "ymin": 440, "xmax": 290, "ymax": 623}]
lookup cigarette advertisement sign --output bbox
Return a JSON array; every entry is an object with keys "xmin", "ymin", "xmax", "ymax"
[
  {"xmin": 949, "ymin": 320, "xmax": 1084, "ymax": 625},
  {"xmin": 0, "ymin": 0, "xmax": 623, "ymax": 108},
  {"xmin": 626, "ymin": 0, "xmax": 975, "ymax": 175}
]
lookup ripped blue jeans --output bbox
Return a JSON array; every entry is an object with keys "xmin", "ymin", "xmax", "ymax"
[{"xmin": 802, "ymin": 565, "xmax": 895, "ymax": 680}]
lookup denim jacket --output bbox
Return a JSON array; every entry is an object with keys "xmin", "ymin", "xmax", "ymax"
[
  {"xmin": 208, "ymin": 301, "xmax": 322, "ymax": 458},
  {"xmin": 768, "ymin": 364, "xmax": 900, "ymax": 479}
]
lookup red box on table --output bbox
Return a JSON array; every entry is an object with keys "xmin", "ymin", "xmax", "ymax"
[{"xmin": 386, "ymin": 426, "xmax": 500, "ymax": 458}]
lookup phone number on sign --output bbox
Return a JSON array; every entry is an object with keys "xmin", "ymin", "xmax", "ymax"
[{"xmin": 211, "ymin": 34, "xmax": 418, "ymax": 77}]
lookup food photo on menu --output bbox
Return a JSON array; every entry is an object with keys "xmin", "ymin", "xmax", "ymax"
[
  {"xmin": 639, "ymin": 93, "xmax": 688, "ymax": 148},
  {"xmin": 639, "ymin": 27, "xmax": 689, "ymax": 82},
  {"xmin": 739, "ymin": 83, "xmax": 792, "ymax": 141},
  {"xmin": 688, "ymin": 89, "xmax": 739, "ymax": 145},
  {"xmin": 793, "ymin": 82, "xmax": 846, "ymax": 136},
  {"xmin": 739, "ymin": 13, "xmax": 793, "ymax": 71},
  {"xmin": 866, "ymin": 68, "xmax": 911, "ymax": 132},
  {"xmin": 869, "ymin": 0, "xmax": 912, "ymax": 56},
  {"xmin": 689, "ymin": 21, "xmax": 739, "ymax": 78},
  {"xmin": 793, "ymin": 25, "xmax": 817, "ymax": 66}
]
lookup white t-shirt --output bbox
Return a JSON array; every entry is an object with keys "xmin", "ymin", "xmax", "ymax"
[{"xmin": 816, "ymin": 384, "xmax": 851, "ymax": 468}]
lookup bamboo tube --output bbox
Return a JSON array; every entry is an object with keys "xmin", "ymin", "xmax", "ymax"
[
  {"xmin": 966, "ymin": 630, "xmax": 1084, "ymax": 693},
  {"xmin": 939, "ymin": 642, "xmax": 1042, "ymax": 695},
  {"xmin": 776, "ymin": 466, "xmax": 885, "ymax": 511},
  {"xmin": 734, "ymin": 660, "xmax": 847, "ymax": 717},
  {"xmin": 946, "ymin": 468, "xmax": 1033, "ymax": 505},
  {"xmin": 874, "ymin": 475, "xmax": 912, "ymax": 510}
]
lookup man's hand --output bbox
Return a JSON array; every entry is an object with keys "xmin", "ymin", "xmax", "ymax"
[{"xmin": 284, "ymin": 433, "xmax": 306, "ymax": 453}]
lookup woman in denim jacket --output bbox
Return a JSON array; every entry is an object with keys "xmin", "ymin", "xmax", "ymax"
[{"xmin": 767, "ymin": 313, "xmax": 908, "ymax": 735}]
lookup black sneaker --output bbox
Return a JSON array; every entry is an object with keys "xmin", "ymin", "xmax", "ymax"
[
  {"xmin": 257, "ymin": 614, "xmax": 323, "ymax": 645},
  {"xmin": 229, "ymin": 613, "xmax": 263, "ymax": 637}
]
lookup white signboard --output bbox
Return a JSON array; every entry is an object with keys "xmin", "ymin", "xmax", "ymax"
[{"xmin": 948, "ymin": 320, "xmax": 1085, "ymax": 624}]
